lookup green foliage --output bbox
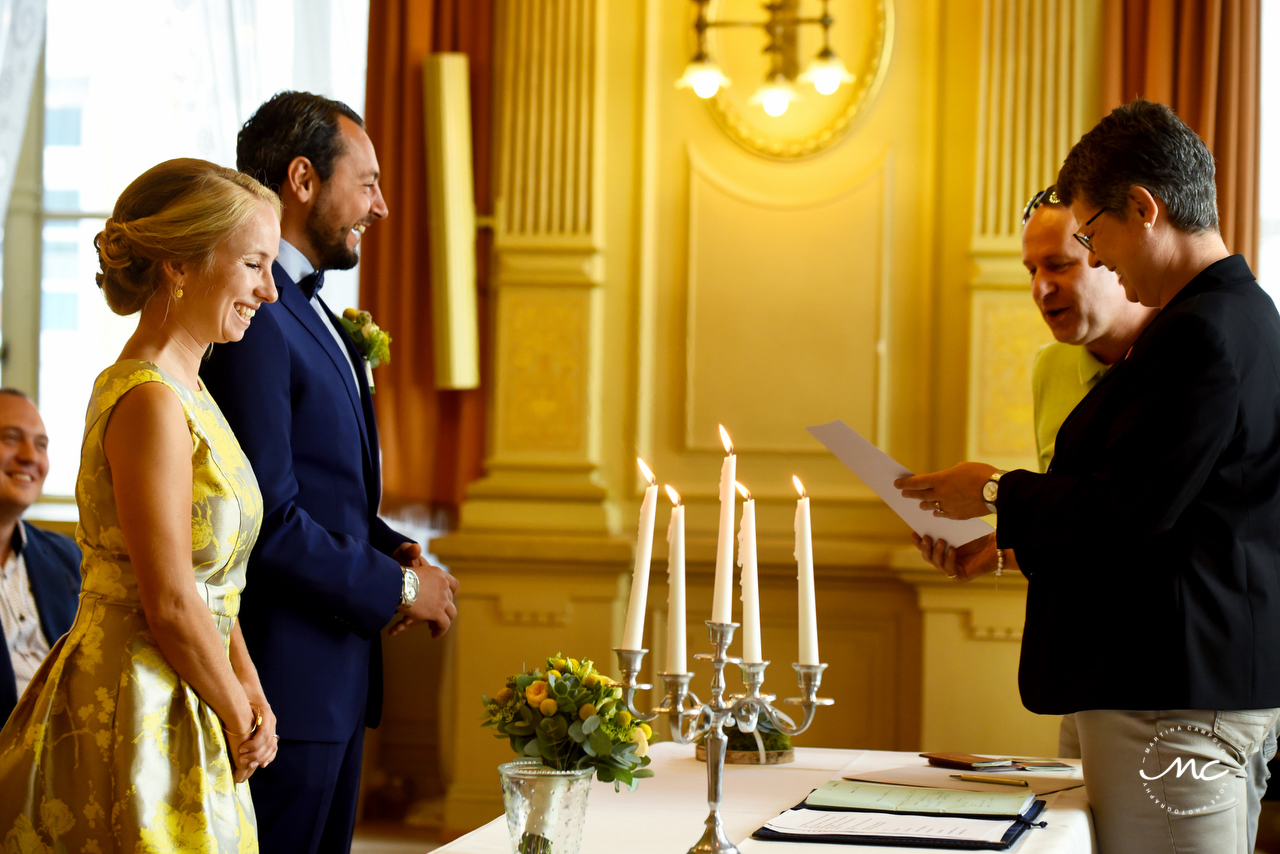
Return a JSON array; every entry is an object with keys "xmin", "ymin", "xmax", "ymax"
[{"xmin": 480, "ymin": 654, "xmax": 654, "ymax": 791}]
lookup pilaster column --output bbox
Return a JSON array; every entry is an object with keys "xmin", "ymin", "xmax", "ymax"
[{"xmin": 460, "ymin": 0, "xmax": 611, "ymax": 534}]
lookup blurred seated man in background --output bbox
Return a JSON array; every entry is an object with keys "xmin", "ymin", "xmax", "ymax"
[{"xmin": 0, "ymin": 389, "xmax": 80, "ymax": 724}]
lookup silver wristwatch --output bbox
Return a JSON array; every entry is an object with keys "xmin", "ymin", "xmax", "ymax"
[
  {"xmin": 982, "ymin": 471, "xmax": 1007, "ymax": 514},
  {"xmin": 400, "ymin": 567, "xmax": 420, "ymax": 606}
]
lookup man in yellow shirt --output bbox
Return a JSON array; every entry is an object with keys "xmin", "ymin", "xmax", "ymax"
[{"xmin": 1023, "ymin": 187, "xmax": 1156, "ymax": 478}]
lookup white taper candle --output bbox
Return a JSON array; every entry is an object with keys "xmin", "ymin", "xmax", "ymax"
[
  {"xmin": 622, "ymin": 460, "xmax": 658, "ymax": 650},
  {"xmin": 737, "ymin": 483, "xmax": 762, "ymax": 663},
  {"xmin": 712, "ymin": 426, "xmax": 736, "ymax": 624},
  {"xmin": 794, "ymin": 476, "xmax": 819, "ymax": 665},
  {"xmin": 665, "ymin": 486, "xmax": 687, "ymax": 674}
]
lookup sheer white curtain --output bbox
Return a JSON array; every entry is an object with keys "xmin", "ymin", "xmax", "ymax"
[
  {"xmin": 34, "ymin": 0, "xmax": 369, "ymax": 497},
  {"xmin": 0, "ymin": 0, "xmax": 45, "ymax": 215}
]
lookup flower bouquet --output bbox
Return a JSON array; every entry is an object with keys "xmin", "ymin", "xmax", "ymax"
[{"xmin": 482, "ymin": 655, "xmax": 653, "ymax": 853}]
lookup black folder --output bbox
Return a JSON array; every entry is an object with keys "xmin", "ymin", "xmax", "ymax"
[{"xmin": 750, "ymin": 798, "xmax": 1047, "ymax": 850}]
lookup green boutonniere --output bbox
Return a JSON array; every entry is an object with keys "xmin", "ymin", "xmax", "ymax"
[{"xmin": 340, "ymin": 309, "xmax": 392, "ymax": 393}]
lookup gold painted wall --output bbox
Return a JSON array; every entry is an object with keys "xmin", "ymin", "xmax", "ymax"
[{"xmin": 424, "ymin": 0, "xmax": 1105, "ymax": 833}]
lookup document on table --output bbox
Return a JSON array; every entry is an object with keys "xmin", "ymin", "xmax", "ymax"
[
  {"xmin": 842, "ymin": 762, "xmax": 1084, "ymax": 796},
  {"xmin": 806, "ymin": 780, "xmax": 1037, "ymax": 817},
  {"xmin": 764, "ymin": 808, "xmax": 1015, "ymax": 842},
  {"xmin": 807, "ymin": 420, "xmax": 994, "ymax": 547}
]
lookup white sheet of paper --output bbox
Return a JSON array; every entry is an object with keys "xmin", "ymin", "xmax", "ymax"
[
  {"xmin": 764, "ymin": 807, "xmax": 1014, "ymax": 842},
  {"xmin": 807, "ymin": 420, "xmax": 994, "ymax": 547}
]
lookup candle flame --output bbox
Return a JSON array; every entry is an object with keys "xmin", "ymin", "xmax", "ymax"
[
  {"xmin": 718, "ymin": 424, "xmax": 734, "ymax": 455},
  {"xmin": 735, "ymin": 481, "xmax": 751, "ymax": 501},
  {"xmin": 665, "ymin": 485, "xmax": 681, "ymax": 506},
  {"xmin": 793, "ymin": 475, "xmax": 807, "ymax": 498},
  {"xmin": 637, "ymin": 458, "xmax": 656, "ymax": 486}
]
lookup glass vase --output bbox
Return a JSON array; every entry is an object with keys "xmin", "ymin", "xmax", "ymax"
[{"xmin": 498, "ymin": 758, "xmax": 594, "ymax": 854}]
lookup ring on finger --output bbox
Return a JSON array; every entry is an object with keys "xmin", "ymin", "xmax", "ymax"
[{"xmin": 934, "ymin": 501, "xmax": 943, "ymax": 511}]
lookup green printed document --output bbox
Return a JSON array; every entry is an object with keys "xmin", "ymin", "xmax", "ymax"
[{"xmin": 805, "ymin": 780, "xmax": 1037, "ymax": 819}]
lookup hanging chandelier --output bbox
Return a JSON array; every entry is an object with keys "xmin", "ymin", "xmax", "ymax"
[{"xmin": 676, "ymin": 0, "xmax": 854, "ymax": 117}]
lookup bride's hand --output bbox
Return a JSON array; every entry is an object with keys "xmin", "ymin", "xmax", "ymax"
[{"xmin": 235, "ymin": 703, "xmax": 278, "ymax": 781}]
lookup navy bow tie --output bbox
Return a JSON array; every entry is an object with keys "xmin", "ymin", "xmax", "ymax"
[{"xmin": 298, "ymin": 270, "xmax": 325, "ymax": 299}]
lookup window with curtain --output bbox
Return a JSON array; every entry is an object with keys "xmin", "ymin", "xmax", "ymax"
[
  {"xmin": 23, "ymin": 0, "xmax": 369, "ymax": 498},
  {"xmin": 1262, "ymin": 0, "xmax": 1279, "ymax": 296}
]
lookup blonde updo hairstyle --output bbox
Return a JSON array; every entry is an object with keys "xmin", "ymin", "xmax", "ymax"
[{"xmin": 94, "ymin": 158, "xmax": 282, "ymax": 316}]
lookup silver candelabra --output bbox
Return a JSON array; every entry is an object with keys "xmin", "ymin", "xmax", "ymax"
[{"xmin": 614, "ymin": 622, "xmax": 832, "ymax": 854}]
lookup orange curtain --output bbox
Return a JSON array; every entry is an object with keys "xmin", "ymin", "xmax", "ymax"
[
  {"xmin": 1102, "ymin": 0, "xmax": 1261, "ymax": 267},
  {"xmin": 361, "ymin": 0, "xmax": 493, "ymax": 519}
]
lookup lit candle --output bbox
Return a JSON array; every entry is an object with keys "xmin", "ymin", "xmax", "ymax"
[
  {"xmin": 665, "ymin": 486, "xmax": 687, "ymax": 674},
  {"xmin": 712, "ymin": 425, "xmax": 736, "ymax": 624},
  {"xmin": 622, "ymin": 459, "xmax": 658, "ymax": 650},
  {"xmin": 794, "ymin": 476, "xmax": 819, "ymax": 665},
  {"xmin": 736, "ymin": 482, "xmax": 762, "ymax": 663}
]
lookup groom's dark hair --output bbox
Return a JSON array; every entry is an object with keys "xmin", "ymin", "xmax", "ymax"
[{"xmin": 237, "ymin": 91, "xmax": 365, "ymax": 194}]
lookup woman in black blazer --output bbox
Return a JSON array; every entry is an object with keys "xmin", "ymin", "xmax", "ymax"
[{"xmin": 898, "ymin": 99, "xmax": 1280, "ymax": 854}]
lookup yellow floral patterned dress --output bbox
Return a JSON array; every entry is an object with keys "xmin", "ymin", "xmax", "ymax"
[{"xmin": 0, "ymin": 360, "xmax": 262, "ymax": 853}]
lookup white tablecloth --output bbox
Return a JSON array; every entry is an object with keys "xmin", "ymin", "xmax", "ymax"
[{"xmin": 436, "ymin": 743, "xmax": 1097, "ymax": 854}]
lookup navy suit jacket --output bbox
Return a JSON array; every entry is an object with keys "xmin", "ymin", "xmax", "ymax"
[
  {"xmin": 201, "ymin": 262, "xmax": 404, "ymax": 741},
  {"xmin": 998, "ymin": 256, "xmax": 1280, "ymax": 714},
  {"xmin": 1, "ymin": 522, "xmax": 80, "ymax": 722}
]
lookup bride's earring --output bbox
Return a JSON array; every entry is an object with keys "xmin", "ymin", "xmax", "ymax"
[
  {"xmin": 1143, "ymin": 221, "xmax": 1152, "ymax": 229},
  {"xmin": 175, "ymin": 284, "xmax": 184, "ymax": 299}
]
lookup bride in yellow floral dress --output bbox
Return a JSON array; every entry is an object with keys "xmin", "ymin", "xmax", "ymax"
[{"xmin": 0, "ymin": 159, "xmax": 283, "ymax": 852}]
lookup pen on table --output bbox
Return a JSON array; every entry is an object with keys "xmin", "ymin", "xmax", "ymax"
[{"xmin": 950, "ymin": 774, "xmax": 1030, "ymax": 787}]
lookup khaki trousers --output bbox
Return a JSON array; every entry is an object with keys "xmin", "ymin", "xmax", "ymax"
[{"xmin": 1075, "ymin": 708, "xmax": 1280, "ymax": 854}]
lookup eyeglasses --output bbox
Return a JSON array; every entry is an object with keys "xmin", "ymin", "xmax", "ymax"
[
  {"xmin": 1072, "ymin": 208, "xmax": 1107, "ymax": 253},
  {"xmin": 1021, "ymin": 186, "xmax": 1060, "ymax": 225}
]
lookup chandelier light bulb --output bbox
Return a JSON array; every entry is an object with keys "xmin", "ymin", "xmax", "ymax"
[
  {"xmin": 800, "ymin": 51, "xmax": 855, "ymax": 96},
  {"xmin": 676, "ymin": 59, "xmax": 731, "ymax": 99},
  {"xmin": 750, "ymin": 75, "xmax": 799, "ymax": 117}
]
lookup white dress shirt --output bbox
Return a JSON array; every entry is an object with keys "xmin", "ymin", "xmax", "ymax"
[
  {"xmin": 276, "ymin": 239, "xmax": 362, "ymax": 391},
  {"xmin": 0, "ymin": 522, "xmax": 52, "ymax": 698}
]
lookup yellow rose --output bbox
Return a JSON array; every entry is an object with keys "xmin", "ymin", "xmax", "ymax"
[
  {"xmin": 632, "ymin": 728, "xmax": 649, "ymax": 758},
  {"xmin": 616, "ymin": 709, "xmax": 632, "ymax": 727},
  {"xmin": 579, "ymin": 703, "xmax": 597, "ymax": 721},
  {"xmin": 495, "ymin": 687, "xmax": 513, "ymax": 704},
  {"xmin": 539, "ymin": 698, "xmax": 559, "ymax": 716},
  {"xmin": 639, "ymin": 722, "xmax": 652, "ymax": 739},
  {"xmin": 525, "ymin": 681, "xmax": 549, "ymax": 706}
]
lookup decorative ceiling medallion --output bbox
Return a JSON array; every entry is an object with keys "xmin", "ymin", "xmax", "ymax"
[{"xmin": 706, "ymin": 0, "xmax": 893, "ymax": 160}]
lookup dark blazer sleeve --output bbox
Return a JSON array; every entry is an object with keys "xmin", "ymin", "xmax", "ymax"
[
  {"xmin": 998, "ymin": 307, "xmax": 1238, "ymax": 561},
  {"xmin": 24, "ymin": 524, "xmax": 82, "ymax": 643},
  {"xmin": 202, "ymin": 308, "xmax": 402, "ymax": 639}
]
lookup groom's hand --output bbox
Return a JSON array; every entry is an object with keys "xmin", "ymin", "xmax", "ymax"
[{"xmin": 391, "ymin": 542, "xmax": 460, "ymax": 639}]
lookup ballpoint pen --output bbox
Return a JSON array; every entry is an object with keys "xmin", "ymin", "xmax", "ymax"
[{"xmin": 950, "ymin": 773, "xmax": 1030, "ymax": 787}]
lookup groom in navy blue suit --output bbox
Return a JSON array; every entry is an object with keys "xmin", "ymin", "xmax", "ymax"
[{"xmin": 202, "ymin": 92, "xmax": 459, "ymax": 854}]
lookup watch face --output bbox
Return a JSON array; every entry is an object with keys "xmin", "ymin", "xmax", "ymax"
[
  {"xmin": 982, "ymin": 481, "xmax": 999, "ymax": 502},
  {"xmin": 404, "ymin": 570, "xmax": 420, "ymax": 604}
]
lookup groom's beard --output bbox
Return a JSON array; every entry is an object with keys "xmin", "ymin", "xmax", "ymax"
[{"xmin": 303, "ymin": 184, "xmax": 361, "ymax": 272}]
